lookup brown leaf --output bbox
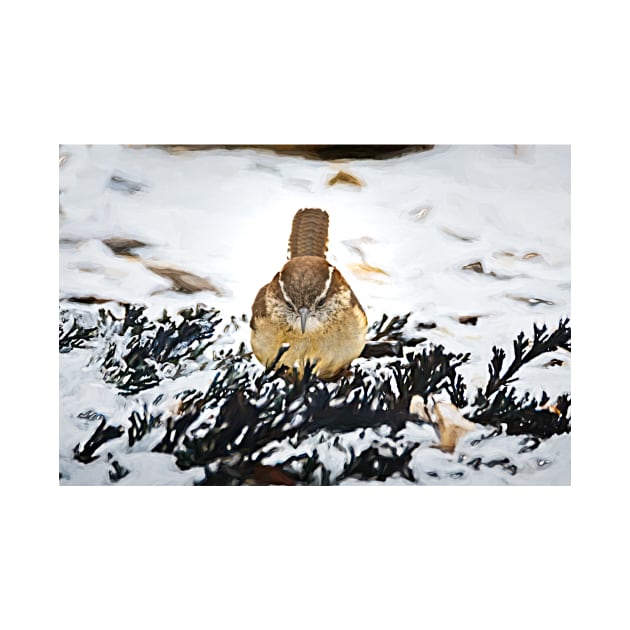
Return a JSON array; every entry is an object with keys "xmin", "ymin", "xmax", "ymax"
[
  {"xmin": 327, "ymin": 170, "xmax": 363, "ymax": 187},
  {"xmin": 433, "ymin": 401, "xmax": 480, "ymax": 453},
  {"xmin": 462, "ymin": 261, "xmax": 485, "ymax": 274},
  {"xmin": 102, "ymin": 237, "xmax": 148, "ymax": 256},
  {"xmin": 142, "ymin": 260, "xmax": 224, "ymax": 295},
  {"xmin": 348, "ymin": 262, "xmax": 389, "ymax": 282},
  {"xmin": 409, "ymin": 394, "xmax": 481, "ymax": 453}
]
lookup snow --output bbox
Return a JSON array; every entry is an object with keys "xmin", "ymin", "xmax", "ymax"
[{"xmin": 59, "ymin": 144, "xmax": 570, "ymax": 485}]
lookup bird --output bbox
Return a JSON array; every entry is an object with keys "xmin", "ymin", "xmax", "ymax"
[{"xmin": 250, "ymin": 208, "xmax": 368, "ymax": 379}]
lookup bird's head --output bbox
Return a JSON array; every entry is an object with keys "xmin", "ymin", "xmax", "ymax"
[{"xmin": 277, "ymin": 256, "xmax": 336, "ymax": 333}]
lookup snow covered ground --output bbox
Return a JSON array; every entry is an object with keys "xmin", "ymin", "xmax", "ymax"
[{"xmin": 59, "ymin": 144, "xmax": 570, "ymax": 485}]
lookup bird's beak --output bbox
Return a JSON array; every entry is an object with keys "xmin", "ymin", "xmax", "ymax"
[{"xmin": 298, "ymin": 307, "xmax": 309, "ymax": 334}]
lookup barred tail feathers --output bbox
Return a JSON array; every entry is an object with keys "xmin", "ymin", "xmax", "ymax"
[{"xmin": 288, "ymin": 208, "xmax": 329, "ymax": 259}]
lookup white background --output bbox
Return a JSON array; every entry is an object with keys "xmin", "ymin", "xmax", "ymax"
[{"xmin": 2, "ymin": 1, "xmax": 628, "ymax": 629}]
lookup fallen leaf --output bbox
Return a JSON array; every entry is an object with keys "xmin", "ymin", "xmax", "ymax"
[
  {"xmin": 103, "ymin": 237, "xmax": 148, "ymax": 256},
  {"xmin": 327, "ymin": 170, "xmax": 363, "ymax": 187},
  {"xmin": 462, "ymin": 261, "xmax": 485, "ymax": 273},
  {"xmin": 348, "ymin": 262, "xmax": 390, "ymax": 282},
  {"xmin": 432, "ymin": 400, "xmax": 479, "ymax": 453},
  {"xmin": 143, "ymin": 260, "xmax": 225, "ymax": 295},
  {"xmin": 409, "ymin": 394, "xmax": 481, "ymax": 452},
  {"xmin": 462, "ymin": 261, "xmax": 517, "ymax": 280}
]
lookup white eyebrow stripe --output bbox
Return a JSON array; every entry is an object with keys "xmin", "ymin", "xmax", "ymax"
[
  {"xmin": 278, "ymin": 273, "xmax": 296, "ymax": 309},
  {"xmin": 314, "ymin": 265, "xmax": 334, "ymax": 305}
]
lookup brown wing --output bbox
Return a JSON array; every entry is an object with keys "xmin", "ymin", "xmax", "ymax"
[
  {"xmin": 250, "ymin": 282, "xmax": 269, "ymax": 331},
  {"xmin": 288, "ymin": 208, "xmax": 329, "ymax": 259}
]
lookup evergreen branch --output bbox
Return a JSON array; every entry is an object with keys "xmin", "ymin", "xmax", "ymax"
[
  {"xmin": 484, "ymin": 318, "xmax": 571, "ymax": 397},
  {"xmin": 73, "ymin": 419, "xmax": 125, "ymax": 464}
]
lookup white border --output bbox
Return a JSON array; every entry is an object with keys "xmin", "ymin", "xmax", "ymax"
[{"xmin": 4, "ymin": 1, "xmax": 627, "ymax": 628}]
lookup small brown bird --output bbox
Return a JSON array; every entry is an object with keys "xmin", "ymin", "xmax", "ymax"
[{"xmin": 250, "ymin": 208, "xmax": 368, "ymax": 379}]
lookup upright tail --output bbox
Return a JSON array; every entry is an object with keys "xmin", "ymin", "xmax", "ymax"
[{"xmin": 288, "ymin": 208, "xmax": 329, "ymax": 259}]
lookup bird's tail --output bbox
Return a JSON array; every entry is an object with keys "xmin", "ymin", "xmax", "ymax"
[{"xmin": 288, "ymin": 208, "xmax": 329, "ymax": 259}]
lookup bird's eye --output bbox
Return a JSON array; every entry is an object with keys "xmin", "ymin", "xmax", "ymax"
[{"xmin": 316, "ymin": 298, "xmax": 326, "ymax": 309}]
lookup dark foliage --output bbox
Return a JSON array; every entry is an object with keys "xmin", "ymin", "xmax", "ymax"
[
  {"xmin": 469, "ymin": 319, "xmax": 572, "ymax": 436},
  {"xmin": 392, "ymin": 346, "xmax": 470, "ymax": 411},
  {"xmin": 73, "ymin": 419, "xmax": 124, "ymax": 464},
  {"xmin": 60, "ymin": 303, "xmax": 221, "ymax": 395},
  {"xmin": 61, "ymin": 305, "xmax": 571, "ymax": 484},
  {"xmin": 362, "ymin": 313, "xmax": 426, "ymax": 358},
  {"xmin": 59, "ymin": 310, "xmax": 98, "ymax": 352},
  {"xmin": 336, "ymin": 443, "xmax": 417, "ymax": 483},
  {"xmin": 128, "ymin": 403, "xmax": 163, "ymax": 447},
  {"xmin": 107, "ymin": 453, "xmax": 130, "ymax": 482},
  {"xmin": 483, "ymin": 319, "xmax": 571, "ymax": 397}
]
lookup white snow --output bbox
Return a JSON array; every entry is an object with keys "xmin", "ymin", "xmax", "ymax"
[{"xmin": 59, "ymin": 144, "xmax": 570, "ymax": 485}]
